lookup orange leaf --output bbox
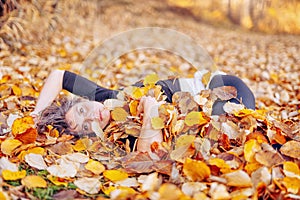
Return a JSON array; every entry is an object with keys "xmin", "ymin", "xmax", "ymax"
[
  {"xmin": 11, "ymin": 116, "xmax": 34, "ymax": 136},
  {"xmin": 15, "ymin": 127, "xmax": 37, "ymax": 144}
]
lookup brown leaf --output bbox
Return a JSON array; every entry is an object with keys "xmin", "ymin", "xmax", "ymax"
[
  {"xmin": 47, "ymin": 142, "xmax": 73, "ymax": 155},
  {"xmin": 152, "ymin": 160, "xmax": 173, "ymax": 176},
  {"xmin": 122, "ymin": 152, "xmax": 154, "ymax": 173},
  {"xmin": 212, "ymin": 86, "xmax": 237, "ymax": 101}
]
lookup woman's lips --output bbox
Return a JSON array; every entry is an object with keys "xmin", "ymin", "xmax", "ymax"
[{"xmin": 99, "ymin": 110, "xmax": 103, "ymax": 121}]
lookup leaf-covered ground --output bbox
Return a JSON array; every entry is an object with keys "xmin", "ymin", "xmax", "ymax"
[{"xmin": 0, "ymin": 0, "xmax": 299, "ymax": 199}]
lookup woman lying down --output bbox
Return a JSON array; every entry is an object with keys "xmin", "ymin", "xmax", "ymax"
[{"xmin": 31, "ymin": 69, "xmax": 255, "ymax": 153}]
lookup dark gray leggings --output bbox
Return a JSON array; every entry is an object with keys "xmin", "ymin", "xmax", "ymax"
[{"xmin": 209, "ymin": 75, "xmax": 255, "ymax": 115}]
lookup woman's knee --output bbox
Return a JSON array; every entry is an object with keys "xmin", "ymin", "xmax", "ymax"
[{"xmin": 209, "ymin": 75, "xmax": 255, "ymax": 114}]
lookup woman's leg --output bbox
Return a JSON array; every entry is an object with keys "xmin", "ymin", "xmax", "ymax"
[{"xmin": 208, "ymin": 75, "xmax": 255, "ymax": 115}]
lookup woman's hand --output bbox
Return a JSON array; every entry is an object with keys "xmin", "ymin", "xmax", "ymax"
[{"xmin": 136, "ymin": 96, "xmax": 163, "ymax": 153}]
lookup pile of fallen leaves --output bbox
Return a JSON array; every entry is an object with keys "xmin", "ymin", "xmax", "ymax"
[{"xmin": 0, "ymin": 73, "xmax": 300, "ymax": 200}]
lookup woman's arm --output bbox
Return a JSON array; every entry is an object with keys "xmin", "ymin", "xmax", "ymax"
[
  {"xmin": 31, "ymin": 69, "xmax": 64, "ymax": 116},
  {"xmin": 136, "ymin": 96, "xmax": 163, "ymax": 153}
]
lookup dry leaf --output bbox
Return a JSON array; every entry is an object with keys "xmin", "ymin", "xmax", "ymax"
[
  {"xmin": 47, "ymin": 175, "xmax": 68, "ymax": 187},
  {"xmin": 223, "ymin": 170, "xmax": 252, "ymax": 187},
  {"xmin": 185, "ymin": 111, "xmax": 208, "ymax": 126},
  {"xmin": 251, "ymin": 167, "xmax": 271, "ymax": 188},
  {"xmin": 74, "ymin": 177, "xmax": 101, "ymax": 194},
  {"xmin": 2, "ymin": 170, "xmax": 26, "ymax": 180},
  {"xmin": 25, "ymin": 153, "xmax": 47, "ymax": 170},
  {"xmin": 139, "ymin": 172, "xmax": 161, "ymax": 192},
  {"xmin": 151, "ymin": 117, "xmax": 164, "ymax": 129},
  {"xmin": 283, "ymin": 161, "xmax": 300, "ymax": 178},
  {"xmin": 122, "ymin": 152, "xmax": 154, "ymax": 173},
  {"xmin": 104, "ymin": 99, "xmax": 126, "ymax": 110},
  {"xmin": 170, "ymin": 135, "xmax": 195, "ymax": 162},
  {"xmin": 143, "ymin": 73, "xmax": 159, "ymax": 85},
  {"xmin": 280, "ymin": 140, "xmax": 300, "ymax": 159},
  {"xmin": 21, "ymin": 175, "xmax": 47, "ymax": 188},
  {"xmin": 103, "ymin": 169, "xmax": 128, "ymax": 182},
  {"xmin": 223, "ymin": 102, "xmax": 245, "ymax": 114},
  {"xmin": 91, "ymin": 121, "xmax": 104, "ymax": 140},
  {"xmin": 1, "ymin": 139, "xmax": 22, "ymax": 156},
  {"xmin": 244, "ymin": 139, "xmax": 261, "ymax": 163},
  {"xmin": 64, "ymin": 152, "xmax": 89, "ymax": 163},
  {"xmin": 209, "ymin": 183, "xmax": 230, "ymax": 200},
  {"xmin": 72, "ymin": 138, "xmax": 92, "ymax": 152},
  {"xmin": 111, "ymin": 107, "xmax": 129, "ymax": 122},
  {"xmin": 47, "ymin": 163, "xmax": 77, "ymax": 178},
  {"xmin": 282, "ymin": 177, "xmax": 300, "ymax": 194},
  {"xmin": 158, "ymin": 183, "xmax": 184, "ymax": 200},
  {"xmin": 183, "ymin": 158, "xmax": 210, "ymax": 181},
  {"xmin": 208, "ymin": 158, "xmax": 231, "ymax": 174},
  {"xmin": 0, "ymin": 157, "xmax": 18, "ymax": 172},
  {"xmin": 181, "ymin": 182, "xmax": 207, "ymax": 197},
  {"xmin": 212, "ymin": 86, "xmax": 237, "ymax": 101},
  {"xmin": 85, "ymin": 159, "xmax": 105, "ymax": 175},
  {"xmin": 47, "ymin": 142, "xmax": 73, "ymax": 155},
  {"xmin": 115, "ymin": 177, "xmax": 139, "ymax": 188},
  {"xmin": 18, "ymin": 147, "xmax": 45, "ymax": 161}
]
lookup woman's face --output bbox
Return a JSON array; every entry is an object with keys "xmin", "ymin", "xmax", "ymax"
[{"xmin": 65, "ymin": 100, "xmax": 110, "ymax": 134}]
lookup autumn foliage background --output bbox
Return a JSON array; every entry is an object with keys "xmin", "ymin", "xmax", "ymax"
[{"xmin": 0, "ymin": 0, "xmax": 300, "ymax": 199}]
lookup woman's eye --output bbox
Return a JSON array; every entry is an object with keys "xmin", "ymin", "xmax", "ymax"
[
  {"xmin": 79, "ymin": 107, "xmax": 84, "ymax": 113},
  {"xmin": 83, "ymin": 123, "xmax": 89, "ymax": 131}
]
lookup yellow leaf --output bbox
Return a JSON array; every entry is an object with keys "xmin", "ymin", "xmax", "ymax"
[
  {"xmin": 103, "ymin": 170, "xmax": 128, "ymax": 182},
  {"xmin": 0, "ymin": 191, "xmax": 6, "ymax": 200},
  {"xmin": 22, "ymin": 175, "xmax": 47, "ymax": 188},
  {"xmin": 85, "ymin": 159, "xmax": 105, "ymax": 175},
  {"xmin": 183, "ymin": 158, "xmax": 210, "ymax": 181},
  {"xmin": 202, "ymin": 71, "xmax": 211, "ymax": 86},
  {"xmin": 151, "ymin": 117, "xmax": 164, "ymax": 129},
  {"xmin": 102, "ymin": 185, "xmax": 116, "ymax": 196},
  {"xmin": 143, "ymin": 74, "xmax": 159, "ymax": 85},
  {"xmin": 282, "ymin": 177, "xmax": 300, "ymax": 194},
  {"xmin": 208, "ymin": 158, "xmax": 231, "ymax": 174},
  {"xmin": 158, "ymin": 183, "xmax": 184, "ymax": 200},
  {"xmin": 244, "ymin": 162, "xmax": 262, "ymax": 175},
  {"xmin": 11, "ymin": 85, "xmax": 22, "ymax": 96},
  {"xmin": 73, "ymin": 138, "xmax": 91, "ymax": 151},
  {"xmin": 244, "ymin": 139, "xmax": 261, "ymax": 162},
  {"xmin": 47, "ymin": 175, "xmax": 68, "ymax": 187},
  {"xmin": 175, "ymin": 135, "xmax": 195, "ymax": 149},
  {"xmin": 184, "ymin": 111, "xmax": 208, "ymax": 126},
  {"xmin": 133, "ymin": 87, "xmax": 147, "ymax": 99},
  {"xmin": 2, "ymin": 170, "xmax": 26, "ymax": 181},
  {"xmin": 1, "ymin": 139, "xmax": 22, "ymax": 156},
  {"xmin": 129, "ymin": 100, "xmax": 139, "ymax": 116},
  {"xmin": 283, "ymin": 161, "xmax": 300, "ymax": 177},
  {"xmin": 11, "ymin": 116, "xmax": 34, "ymax": 136},
  {"xmin": 111, "ymin": 107, "xmax": 128, "ymax": 122}
]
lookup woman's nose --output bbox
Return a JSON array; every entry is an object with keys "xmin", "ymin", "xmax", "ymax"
[{"xmin": 86, "ymin": 111, "xmax": 97, "ymax": 120}]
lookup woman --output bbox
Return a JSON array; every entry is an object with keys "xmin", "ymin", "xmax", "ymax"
[{"xmin": 32, "ymin": 69, "xmax": 255, "ymax": 153}]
